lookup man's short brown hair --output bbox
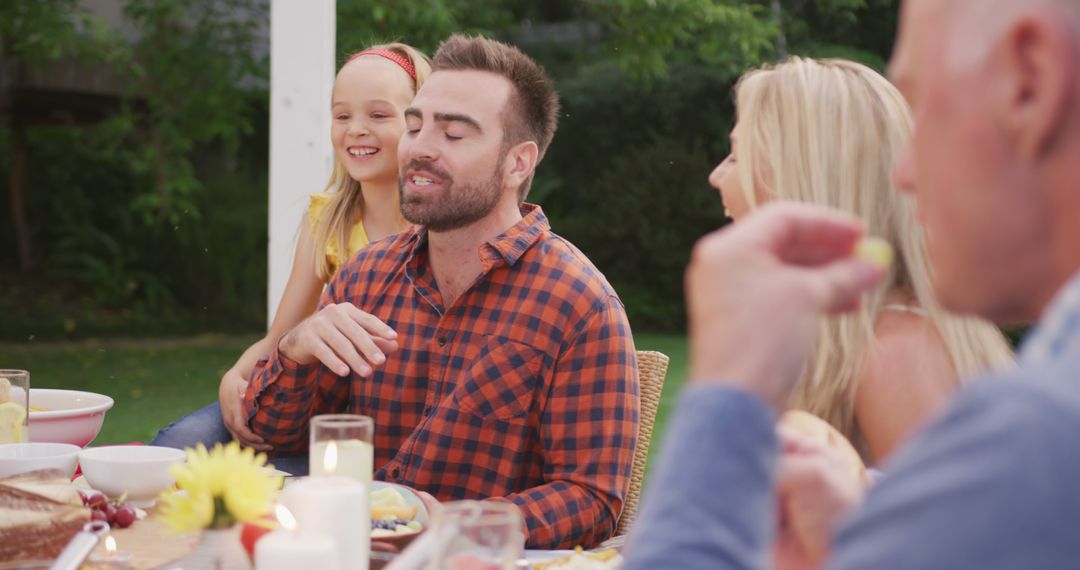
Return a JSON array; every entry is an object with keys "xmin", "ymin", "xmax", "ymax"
[{"xmin": 432, "ymin": 34, "xmax": 560, "ymax": 201}]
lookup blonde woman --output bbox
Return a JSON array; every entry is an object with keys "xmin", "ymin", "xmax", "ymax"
[
  {"xmin": 709, "ymin": 57, "xmax": 1014, "ymax": 463},
  {"xmin": 151, "ymin": 43, "xmax": 432, "ymax": 473}
]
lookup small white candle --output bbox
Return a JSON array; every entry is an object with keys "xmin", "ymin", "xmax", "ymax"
[
  {"xmin": 255, "ymin": 505, "xmax": 337, "ymax": 570},
  {"xmin": 281, "ymin": 476, "xmax": 370, "ymax": 570},
  {"xmin": 90, "ymin": 535, "xmax": 133, "ymax": 569}
]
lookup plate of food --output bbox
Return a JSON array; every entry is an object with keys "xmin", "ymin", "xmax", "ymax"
[
  {"xmin": 527, "ymin": 547, "xmax": 623, "ymax": 569},
  {"xmin": 369, "ymin": 481, "xmax": 429, "ymax": 550}
]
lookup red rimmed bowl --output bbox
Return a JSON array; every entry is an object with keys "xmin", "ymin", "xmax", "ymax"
[{"xmin": 28, "ymin": 389, "xmax": 114, "ymax": 447}]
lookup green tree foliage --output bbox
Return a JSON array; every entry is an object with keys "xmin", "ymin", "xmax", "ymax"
[
  {"xmin": 2, "ymin": 0, "xmax": 269, "ymax": 339},
  {"xmin": 1, "ymin": 0, "xmax": 901, "ymax": 339},
  {"xmin": 103, "ymin": 0, "xmax": 267, "ymax": 225},
  {"xmin": 582, "ymin": 0, "xmax": 776, "ymax": 79},
  {"xmin": 540, "ymin": 60, "xmax": 731, "ymax": 329},
  {"xmin": 0, "ymin": 0, "xmax": 98, "ymax": 62},
  {"xmin": 336, "ymin": 0, "xmax": 515, "ymax": 57}
]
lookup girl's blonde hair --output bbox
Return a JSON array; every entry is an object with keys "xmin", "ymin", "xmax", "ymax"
[
  {"xmin": 732, "ymin": 57, "xmax": 1014, "ymax": 441},
  {"xmin": 313, "ymin": 42, "xmax": 432, "ymax": 281}
]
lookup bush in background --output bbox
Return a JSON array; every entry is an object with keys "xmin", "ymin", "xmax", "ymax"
[
  {"xmin": 541, "ymin": 61, "xmax": 732, "ymax": 330},
  {"xmin": 1, "ymin": 0, "xmax": 902, "ymax": 341}
]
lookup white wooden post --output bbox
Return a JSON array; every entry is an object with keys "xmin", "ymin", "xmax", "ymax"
[{"xmin": 268, "ymin": 0, "xmax": 336, "ymax": 325}]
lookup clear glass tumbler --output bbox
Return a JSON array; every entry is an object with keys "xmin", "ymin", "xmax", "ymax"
[
  {"xmin": 427, "ymin": 501, "xmax": 524, "ymax": 570},
  {"xmin": 0, "ymin": 370, "xmax": 30, "ymax": 444},
  {"xmin": 309, "ymin": 414, "xmax": 374, "ymax": 485}
]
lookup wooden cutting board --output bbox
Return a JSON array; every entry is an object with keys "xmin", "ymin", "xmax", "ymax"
[{"xmin": 84, "ymin": 513, "xmax": 198, "ymax": 570}]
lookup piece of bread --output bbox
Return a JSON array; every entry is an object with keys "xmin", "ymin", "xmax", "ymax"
[
  {"xmin": 0, "ymin": 470, "xmax": 91, "ymax": 563},
  {"xmin": 779, "ymin": 410, "xmax": 868, "ymax": 483},
  {"xmin": 0, "ymin": 471, "xmax": 83, "ymax": 507}
]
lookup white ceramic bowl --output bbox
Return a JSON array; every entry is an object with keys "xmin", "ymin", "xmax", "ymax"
[
  {"xmin": 0, "ymin": 442, "xmax": 81, "ymax": 479},
  {"xmin": 29, "ymin": 389, "xmax": 114, "ymax": 447},
  {"xmin": 78, "ymin": 445, "xmax": 185, "ymax": 505}
]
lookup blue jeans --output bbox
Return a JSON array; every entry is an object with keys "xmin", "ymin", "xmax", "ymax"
[{"xmin": 150, "ymin": 402, "xmax": 309, "ymax": 475}]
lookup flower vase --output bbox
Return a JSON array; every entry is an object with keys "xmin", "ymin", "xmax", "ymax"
[{"xmin": 183, "ymin": 525, "xmax": 251, "ymax": 569}]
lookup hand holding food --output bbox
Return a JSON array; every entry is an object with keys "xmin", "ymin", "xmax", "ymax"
[
  {"xmin": 774, "ymin": 411, "xmax": 870, "ymax": 568},
  {"xmin": 686, "ymin": 204, "xmax": 886, "ymax": 410},
  {"xmin": 778, "ymin": 410, "xmax": 868, "ymax": 483}
]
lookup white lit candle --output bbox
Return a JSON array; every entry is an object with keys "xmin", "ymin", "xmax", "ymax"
[
  {"xmin": 255, "ymin": 505, "xmax": 337, "ymax": 570},
  {"xmin": 310, "ymin": 439, "xmax": 374, "ymax": 485},
  {"xmin": 283, "ymin": 450, "xmax": 370, "ymax": 570}
]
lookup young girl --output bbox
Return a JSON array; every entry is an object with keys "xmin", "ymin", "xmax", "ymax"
[
  {"xmin": 709, "ymin": 57, "xmax": 1014, "ymax": 463},
  {"xmin": 151, "ymin": 44, "xmax": 431, "ymax": 471}
]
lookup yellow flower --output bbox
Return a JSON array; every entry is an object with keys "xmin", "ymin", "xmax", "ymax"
[
  {"xmin": 157, "ymin": 441, "xmax": 283, "ymax": 533},
  {"xmin": 159, "ymin": 487, "xmax": 214, "ymax": 533}
]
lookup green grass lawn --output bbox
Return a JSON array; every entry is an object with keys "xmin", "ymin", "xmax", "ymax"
[
  {"xmin": 0, "ymin": 334, "xmax": 261, "ymax": 444},
  {"xmin": 0, "ymin": 333, "xmax": 689, "ymax": 471}
]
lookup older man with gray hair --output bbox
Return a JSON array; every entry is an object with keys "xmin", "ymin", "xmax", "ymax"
[{"xmin": 623, "ymin": 0, "xmax": 1080, "ymax": 568}]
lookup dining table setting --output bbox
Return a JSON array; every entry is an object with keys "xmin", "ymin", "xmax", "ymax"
[{"xmin": 0, "ymin": 369, "xmax": 625, "ymax": 570}]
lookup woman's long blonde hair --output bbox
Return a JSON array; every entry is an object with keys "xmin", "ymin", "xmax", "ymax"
[
  {"xmin": 732, "ymin": 57, "xmax": 1014, "ymax": 440},
  {"xmin": 313, "ymin": 42, "xmax": 432, "ymax": 281}
]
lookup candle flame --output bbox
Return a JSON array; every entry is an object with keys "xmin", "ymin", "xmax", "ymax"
[
  {"xmin": 275, "ymin": 504, "xmax": 297, "ymax": 531},
  {"xmin": 324, "ymin": 440, "xmax": 338, "ymax": 474},
  {"xmin": 105, "ymin": 535, "xmax": 117, "ymax": 554}
]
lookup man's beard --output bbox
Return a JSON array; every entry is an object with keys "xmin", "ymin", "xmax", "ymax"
[{"xmin": 398, "ymin": 157, "xmax": 505, "ymax": 232}]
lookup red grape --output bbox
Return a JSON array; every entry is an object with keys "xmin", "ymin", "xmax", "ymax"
[
  {"xmin": 86, "ymin": 492, "xmax": 107, "ymax": 510},
  {"xmin": 90, "ymin": 510, "xmax": 109, "ymax": 523},
  {"xmin": 113, "ymin": 506, "xmax": 136, "ymax": 529}
]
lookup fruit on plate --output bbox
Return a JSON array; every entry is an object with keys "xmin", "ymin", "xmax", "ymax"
[
  {"xmin": 372, "ymin": 516, "xmax": 423, "ymax": 538},
  {"xmin": 370, "ymin": 485, "xmax": 417, "ymax": 521},
  {"xmin": 369, "ymin": 486, "xmax": 424, "ymax": 541},
  {"xmin": 0, "ymin": 470, "xmax": 91, "ymax": 563}
]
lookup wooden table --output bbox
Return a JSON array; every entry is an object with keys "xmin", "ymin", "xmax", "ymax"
[
  {"xmin": 80, "ymin": 513, "xmax": 396, "ymax": 570},
  {"xmin": 83, "ymin": 514, "xmax": 199, "ymax": 570}
]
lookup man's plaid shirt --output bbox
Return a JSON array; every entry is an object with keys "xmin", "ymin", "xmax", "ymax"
[{"xmin": 245, "ymin": 204, "xmax": 639, "ymax": 549}]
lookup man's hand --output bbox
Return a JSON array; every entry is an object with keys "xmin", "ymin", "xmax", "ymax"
[
  {"xmin": 219, "ymin": 368, "xmax": 270, "ymax": 450},
  {"xmin": 773, "ymin": 426, "xmax": 869, "ymax": 569},
  {"xmin": 279, "ymin": 303, "xmax": 400, "ymax": 377},
  {"xmin": 685, "ymin": 203, "xmax": 885, "ymax": 410}
]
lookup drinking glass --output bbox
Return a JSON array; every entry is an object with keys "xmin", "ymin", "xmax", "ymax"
[
  {"xmin": 0, "ymin": 370, "xmax": 29, "ymax": 444},
  {"xmin": 309, "ymin": 414, "xmax": 374, "ymax": 485},
  {"xmin": 427, "ymin": 501, "xmax": 523, "ymax": 570}
]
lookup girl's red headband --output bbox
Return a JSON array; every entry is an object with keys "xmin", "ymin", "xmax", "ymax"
[{"xmin": 348, "ymin": 49, "xmax": 417, "ymax": 81}]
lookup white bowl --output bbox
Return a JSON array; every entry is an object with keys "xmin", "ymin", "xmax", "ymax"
[
  {"xmin": 29, "ymin": 389, "xmax": 114, "ymax": 447},
  {"xmin": 78, "ymin": 445, "xmax": 185, "ymax": 505},
  {"xmin": 0, "ymin": 442, "xmax": 81, "ymax": 479}
]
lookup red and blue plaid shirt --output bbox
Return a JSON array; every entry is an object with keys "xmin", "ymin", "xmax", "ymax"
[{"xmin": 245, "ymin": 204, "xmax": 639, "ymax": 548}]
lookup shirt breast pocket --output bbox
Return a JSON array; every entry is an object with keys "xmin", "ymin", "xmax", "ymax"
[{"xmin": 451, "ymin": 337, "xmax": 544, "ymax": 421}]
